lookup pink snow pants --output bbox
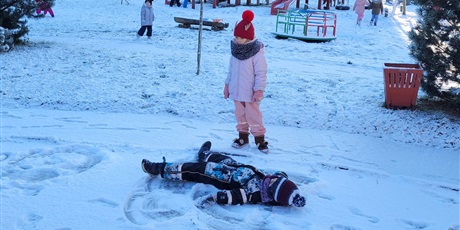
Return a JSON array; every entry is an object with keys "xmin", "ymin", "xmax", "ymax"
[
  {"xmin": 36, "ymin": 8, "xmax": 54, "ymax": 16},
  {"xmin": 234, "ymin": 101, "xmax": 266, "ymax": 137}
]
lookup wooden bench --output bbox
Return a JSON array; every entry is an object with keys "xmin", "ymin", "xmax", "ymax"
[
  {"xmin": 189, "ymin": 0, "xmax": 269, "ymax": 9},
  {"xmin": 174, "ymin": 17, "xmax": 229, "ymax": 31}
]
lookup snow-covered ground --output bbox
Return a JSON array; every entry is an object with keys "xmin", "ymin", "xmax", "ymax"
[{"xmin": 1, "ymin": 0, "xmax": 459, "ymax": 229}]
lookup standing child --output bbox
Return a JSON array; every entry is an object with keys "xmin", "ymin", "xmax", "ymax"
[
  {"xmin": 223, "ymin": 10, "xmax": 269, "ymax": 153},
  {"xmin": 353, "ymin": 0, "xmax": 369, "ymax": 26},
  {"xmin": 137, "ymin": 0, "xmax": 155, "ymax": 39},
  {"xmin": 35, "ymin": 0, "xmax": 54, "ymax": 17},
  {"xmin": 369, "ymin": 0, "xmax": 384, "ymax": 26}
]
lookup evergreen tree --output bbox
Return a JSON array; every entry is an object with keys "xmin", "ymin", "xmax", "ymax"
[
  {"xmin": 0, "ymin": 0, "xmax": 54, "ymax": 52},
  {"xmin": 408, "ymin": 0, "xmax": 460, "ymax": 106}
]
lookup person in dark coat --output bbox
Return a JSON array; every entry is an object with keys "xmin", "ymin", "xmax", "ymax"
[
  {"xmin": 169, "ymin": 0, "xmax": 182, "ymax": 7},
  {"xmin": 369, "ymin": 0, "xmax": 384, "ymax": 26},
  {"xmin": 141, "ymin": 141, "xmax": 306, "ymax": 207},
  {"xmin": 137, "ymin": 0, "xmax": 155, "ymax": 39}
]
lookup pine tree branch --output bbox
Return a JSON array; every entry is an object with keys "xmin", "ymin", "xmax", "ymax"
[{"xmin": 0, "ymin": 1, "xmax": 17, "ymax": 12}]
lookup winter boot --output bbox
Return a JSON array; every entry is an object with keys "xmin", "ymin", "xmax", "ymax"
[
  {"xmin": 232, "ymin": 132, "xmax": 249, "ymax": 149},
  {"xmin": 255, "ymin": 136, "xmax": 269, "ymax": 154},
  {"xmin": 197, "ymin": 141, "xmax": 212, "ymax": 162},
  {"xmin": 142, "ymin": 157, "xmax": 166, "ymax": 177},
  {"xmin": 142, "ymin": 159, "xmax": 159, "ymax": 176}
]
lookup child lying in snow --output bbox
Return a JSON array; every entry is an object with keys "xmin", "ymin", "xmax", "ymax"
[{"xmin": 141, "ymin": 141, "xmax": 306, "ymax": 207}]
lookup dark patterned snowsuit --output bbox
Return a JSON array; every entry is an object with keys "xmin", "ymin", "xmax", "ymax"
[{"xmin": 161, "ymin": 153, "xmax": 271, "ymax": 205}]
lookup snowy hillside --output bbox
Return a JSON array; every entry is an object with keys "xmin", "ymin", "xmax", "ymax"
[{"xmin": 1, "ymin": 0, "xmax": 459, "ymax": 229}]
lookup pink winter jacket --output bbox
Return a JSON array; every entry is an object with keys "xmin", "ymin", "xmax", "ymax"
[
  {"xmin": 353, "ymin": 0, "xmax": 369, "ymax": 15},
  {"xmin": 225, "ymin": 40, "xmax": 267, "ymax": 103}
]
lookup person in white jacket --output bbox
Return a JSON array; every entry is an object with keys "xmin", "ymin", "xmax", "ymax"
[
  {"xmin": 137, "ymin": 0, "xmax": 155, "ymax": 39},
  {"xmin": 223, "ymin": 10, "xmax": 269, "ymax": 153}
]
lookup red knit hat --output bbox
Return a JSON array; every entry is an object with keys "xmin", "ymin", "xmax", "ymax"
[
  {"xmin": 234, "ymin": 10, "xmax": 255, "ymax": 40},
  {"xmin": 273, "ymin": 177, "xmax": 299, "ymax": 206}
]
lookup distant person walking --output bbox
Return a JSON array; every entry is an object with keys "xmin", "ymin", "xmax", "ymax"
[
  {"xmin": 137, "ymin": 0, "xmax": 155, "ymax": 39},
  {"xmin": 169, "ymin": 0, "xmax": 182, "ymax": 7},
  {"xmin": 35, "ymin": 0, "xmax": 54, "ymax": 17},
  {"xmin": 391, "ymin": 0, "xmax": 398, "ymax": 16},
  {"xmin": 369, "ymin": 0, "xmax": 384, "ymax": 26},
  {"xmin": 353, "ymin": 0, "xmax": 369, "ymax": 26}
]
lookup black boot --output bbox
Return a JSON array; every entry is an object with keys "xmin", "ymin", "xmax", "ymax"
[
  {"xmin": 255, "ymin": 136, "xmax": 269, "ymax": 153},
  {"xmin": 197, "ymin": 141, "xmax": 212, "ymax": 162},
  {"xmin": 141, "ymin": 157, "xmax": 166, "ymax": 177},
  {"xmin": 232, "ymin": 132, "xmax": 249, "ymax": 149}
]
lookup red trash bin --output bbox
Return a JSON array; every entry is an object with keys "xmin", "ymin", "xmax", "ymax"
[{"xmin": 383, "ymin": 63, "xmax": 423, "ymax": 108}]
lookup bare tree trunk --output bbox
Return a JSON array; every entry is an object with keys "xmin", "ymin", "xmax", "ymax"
[
  {"xmin": 196, "ymin": 0, "xmax": 204, "ymax": 75},
  {"xmin": 402, "ymin": 0, "xmax": 406, "ymax": 15}
]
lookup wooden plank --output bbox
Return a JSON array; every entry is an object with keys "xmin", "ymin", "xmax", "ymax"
[{"xmin": 174, "ymin": 17, "xmax": 229, "ymax": 30}]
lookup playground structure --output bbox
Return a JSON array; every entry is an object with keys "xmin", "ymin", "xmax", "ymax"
[
  {"xmin": 297, "ymin": 0, "xmax": 346, "ymax": 10},
  {"xmin": 271, "ymin": 0, "xmax": 296, "ymax": 15},
  {"xmin": 270, "ymin": 0, "xmax": 349, "ymax": 15},
  {"xmin": 270, "ymin": 0, "xmax": 348, "ymax": 11},
  {"xmin": 273, "ymin": 9, "xmax": 337, "ymax": 42},
  {"xmin": 165, "ymin": 0, "xmax": 346, "ymax": 10},
  {"xmin": 166, "ymin": 0, "xmax": 269, "ymax": 9}
]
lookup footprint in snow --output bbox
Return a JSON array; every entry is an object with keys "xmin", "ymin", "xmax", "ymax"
[
  {"xmin": 1, "ymin": 145, "xmax": 104, "ymax": 195},
  {"xmin": 348, "ymin": 207, "xmax": 380, "ymax": 223}
]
